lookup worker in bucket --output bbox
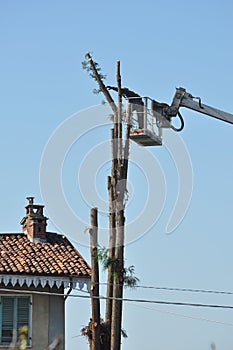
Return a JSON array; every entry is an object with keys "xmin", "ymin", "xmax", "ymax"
[{"xmin": 107, "ymin": 86, "xmax": 144, "ymax": 129}]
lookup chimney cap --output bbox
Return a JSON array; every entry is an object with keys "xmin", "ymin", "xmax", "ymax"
[{"xmin": 26, "ymin": 197, "xmax": 34, "ymax": 205}]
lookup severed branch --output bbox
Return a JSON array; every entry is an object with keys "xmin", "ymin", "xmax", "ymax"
[{"xmin": 85, "ymin": 52, "xmax": 117, "ymax": 114}]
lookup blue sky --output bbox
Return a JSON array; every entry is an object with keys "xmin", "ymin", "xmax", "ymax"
[{"xmin": 1, "ymin": 1, "xmax": 233, "ymax": 349}]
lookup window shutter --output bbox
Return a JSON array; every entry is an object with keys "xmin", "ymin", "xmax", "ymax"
[
  {"xmin": 0, "ymin": 296, "xmax": 31, "ymax": 345},
  {"xmin": 17, "ymin": 297, "xmax": 30, "ymax": 330},
  {"xmin": 2, "ymin": 297, "xmax": 14, "ymax": 344}
]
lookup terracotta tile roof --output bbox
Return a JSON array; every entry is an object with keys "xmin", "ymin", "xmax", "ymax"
[{"xmin": 0, "ymin": 232, "xmax": 91, "ymax": 278}]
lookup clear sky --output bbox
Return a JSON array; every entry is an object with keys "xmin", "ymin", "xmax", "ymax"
[{"xmin": 1, "ymin": 1, "xmax": 233, "ymax": 349}]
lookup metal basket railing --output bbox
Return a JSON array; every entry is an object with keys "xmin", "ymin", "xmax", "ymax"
[{"xmin": 126, "ymin": 96, "xmax": 162, "ymax": 137}]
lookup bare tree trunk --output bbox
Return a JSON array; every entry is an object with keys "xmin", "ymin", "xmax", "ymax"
[
  {"xmin": 122, "ymin": 103, "xmax": 132, "ymax": 182},
  {"xmin": 105, "ymin": 175, "xmax": 115, "ymax": 325},
  {"xmin": 84, "ymin": 53, "xmax": 132, "ymax": 350},
  {"xmin": 110, "ymin": 61, "xmax": 125, "ymax": 350},
  {"xmin": 89, "ymin": 208, "xmax": 101, "ymax": 350},
  {"xmin": 117, "ymin": 60, "xmax": 122, "ymax": 167},
  {"xmin": 110, "ymin": 211, "xmax": 124, "ymax": 350}
]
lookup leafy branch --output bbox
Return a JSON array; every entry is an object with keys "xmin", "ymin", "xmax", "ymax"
[
  {"xmin": 82, "ymin": 55, "xmax": 107, "ymax": 95},
  {"xmin": 123, "ymin": 265, "xmax": 140, "ymax": 289},
  {"xmin": 96, "ymin": 246, "xmax": 139, "ymax": 289},
  {"xmin": 82, "ymin": 52, "xmax": 117, "ymax": 113}
]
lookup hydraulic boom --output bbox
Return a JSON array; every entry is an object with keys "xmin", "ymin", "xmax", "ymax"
[
  {"xmin": 164, "ymin": 87, "xmax": 233, "ymax": 129},
  {"xmin": 129, "ymin": 87, "xmax": 233, "ymax": 147}
]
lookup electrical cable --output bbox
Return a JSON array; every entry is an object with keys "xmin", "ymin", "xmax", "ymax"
[
  {"xmin": 2, "ymin": 287, "xmax": 233, "ymax": 310},
  {"xmin": 137, "ymin": 285, "xmax": 233, "ymax": 295},
  {"xmin": 82, "ymin": 283, "xmax": 233, "ymax": 296},
  {"xmin": 130, "ymin": 303, "xmax": 233, "ymax": 327}
]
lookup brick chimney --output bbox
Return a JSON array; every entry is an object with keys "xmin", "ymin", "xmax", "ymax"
[{"xmin": 20, "ymin": 197, "xmax": 48, "ymax": 242}]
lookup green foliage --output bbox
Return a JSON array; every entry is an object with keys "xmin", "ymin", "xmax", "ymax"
[
  {"xmin": 95, "ymin": 246, "xmax": 139, "ymax": 288},
  {"xmin": 123, "ymin": 265, "xmax": 140, "ymax": 289},
  {"xmin": 82, "ymin": 56, "xmax": 106, "ymax": 81},
  {"xmin": 82, "ymin": 54, "xmax": 107, "ymax": 95},
  {"xmin": 95, "ymin": 246, "xmax": 114, "ymax": 270},
  {"xmin": 93, "ymin": 88, "xmax": 101, "ymax": 95}
]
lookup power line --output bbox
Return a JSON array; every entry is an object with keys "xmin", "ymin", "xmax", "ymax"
[
  {"xmin": 133, "ymin": 285, "xmax": 233, "ymax": 295},
  {"xmin": 72, "ymin": 303, "xmax": 233, "ymax": 340},
  {"xmin": 2, "ymin": 287, "xmax": 233, "ymax": 310},
  {"xmin": 84, "ymin": 283, "xmax": 233, "ymax": 296},
  {"xmin": 118, "ymin": 298, "xmax": 233, "ymax": 310},
  {"xmin": 130, "ymin": 303, "xmax": 233, "ymax": 327}
]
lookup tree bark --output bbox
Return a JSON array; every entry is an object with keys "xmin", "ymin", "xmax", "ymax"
[
  {"xmin": 117, "ymin": 60, "xmax": 122, "ymax": 168},
  {"xmin": 105, "ymin": 175, "xmax": 115, "ymax": 326},
  {"xmin": 89, "ymin": 208, "xmax": 101, "ymax": 350},
  {"xmin": 110, "ymin": 61, "xmax": 125, "ymax": 350},
  {"xmin": 110, "ymin": 210, "xmax": 124, "ymax": 350},
  {"xmin": 122, "ymin": 103, "xmax": 132, "ymax": 182}
]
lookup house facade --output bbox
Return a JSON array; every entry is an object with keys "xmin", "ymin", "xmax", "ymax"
[{"xmin": 0, "ymin": 197, "xmax": 91, "ymax": 350}]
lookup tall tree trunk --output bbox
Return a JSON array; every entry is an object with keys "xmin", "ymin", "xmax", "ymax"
[
  {"xmin": 84, "ymin": 53, "xmax": 131, "ymax": 350},
  {"xmin": 89, "ymin": 208, "xmax": 101, "ymax": 350},
  {"xmin": 105, "ymin": 175, "xmax": 115, "ymax": 325},
  {"xmin": 110, "ymin": 61, "xmax": 125, "ymax": 350},
  {"xmin": 110, "ymin": 210, "xmax": 124, "ymax": 350},
  {"xmin": 117, "ymin": 60, "xmax": 122, "ymax": 167}
]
